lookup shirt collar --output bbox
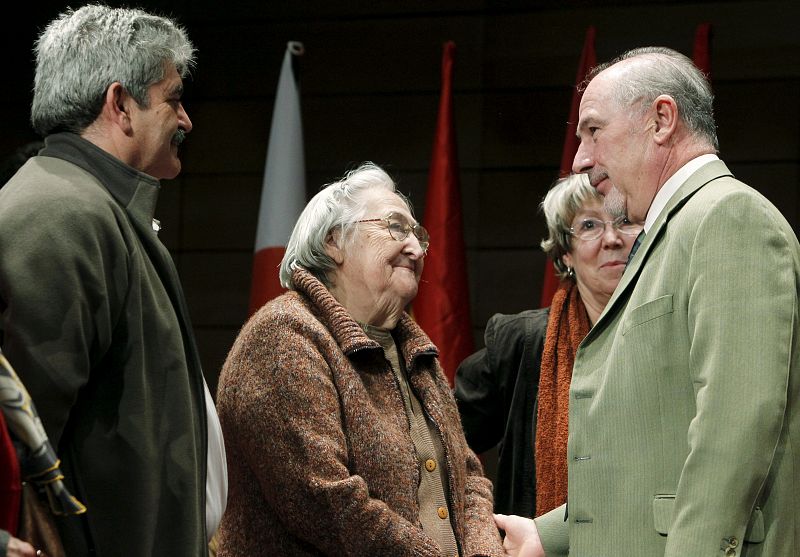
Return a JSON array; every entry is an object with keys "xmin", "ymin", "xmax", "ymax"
[
  {"xmin": 643, "ymin": 153, "xmax": 719, "ymax": 232},
  {"xmin": 39, "ymin": 132, "xmax": 162, "ymax": 233}
]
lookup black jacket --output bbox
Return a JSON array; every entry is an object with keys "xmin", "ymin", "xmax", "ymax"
[{"xmin": 454, "ymin": 308, "xmax": 548, "ymax": 518}]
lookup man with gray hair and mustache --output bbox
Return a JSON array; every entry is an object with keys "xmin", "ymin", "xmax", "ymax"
[{"xmin": 0, "ymin": 5, "xmax": 226, "ymax": 555}]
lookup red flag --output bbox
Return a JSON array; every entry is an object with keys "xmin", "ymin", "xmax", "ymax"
[
  {"xmin": 0, "ymin": 412, "xmax": 21, "ymax": 535},
  {"xmin": 540, "ymin": 26, "xmax": 597, "ymax": 308},
  {"xmin": 413, "ymin": 41, "xmax": 473, "ymax": 386},
  {"xmin": 693, "ymin": 23, "xmax": 713, "ymax": 76},
  {"xmin": 249, "ymin": 41, "xmax": 306, "ymax": 315}
]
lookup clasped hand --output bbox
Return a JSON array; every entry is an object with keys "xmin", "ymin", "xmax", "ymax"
[{"xmin": 494, "ymin": 513, "xmax": 544, "ymax": 557}]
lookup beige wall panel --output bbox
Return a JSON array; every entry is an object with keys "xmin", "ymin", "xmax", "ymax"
[
  {"xmin": 470, "ymin": 247, "xmax": 545, "ymax": 324},
  {"xmin": 729, "ymin": 162, "xmax": 800, "ymax": 229},
  {"xmin": 178, "ymin": 251, "xmax": 252, "ymax": 328},
  {"xmin": 194, "ymin": 326, "xmax": 242, "ymax": 397},
  {"xmin": 715, "ymin": 79, "xmax": 800, "ymax": 162},
  {"xmin": 480, "ymin": 89, "xmax": 570, "ymax": 168},
  {"xmin": 475, "ymin": 169, "xmax": 556, "ymax": 248},
  {"xmin": 181, "ymin": 174, "xmax": 262, "ymax": 250},
  {"xmin": 181, "ymin": 100, "xmax": 271, "ymax": 174}
]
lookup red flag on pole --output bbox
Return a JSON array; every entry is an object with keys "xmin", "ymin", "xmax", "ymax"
[
  {"xmin": 249, "ymin": 41, "xmax": 306, "ymax": 315},
  {"xmin": 693, "ymin": 22, "xmax": 713, "ymax": 76},
  {"xmin": 540, "ymin": 26, "xmax": 597, "ymax": 308},
  {"xmin": 413, "ymin": 41, "xmax": 473, "ymax": 386}
]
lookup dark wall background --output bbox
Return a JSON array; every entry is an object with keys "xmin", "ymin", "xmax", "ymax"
[{"xmin": 2, "ymin": 1, "xmax": 798, "ymax": 396}]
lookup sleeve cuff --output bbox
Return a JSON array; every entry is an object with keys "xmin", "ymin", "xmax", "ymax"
[{"xmin": 535, "ymin": 504, "xmax": 569, "ymax": 556}]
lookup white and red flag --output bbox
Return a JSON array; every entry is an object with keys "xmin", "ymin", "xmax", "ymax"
[{"xmin": 249, "ymin": 41, "xmax": 306, "ymax": 314}]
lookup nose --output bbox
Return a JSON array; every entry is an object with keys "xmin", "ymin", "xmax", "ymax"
[
  {"xmin": 178, "ymin": 103, "xmax": 193, "ymax": 134},
  {"xmin": 600, "ymin": 223, "xmax": 624, "ymax": 248},
  {"xmin": 572, "ymin": 140, "xmax": 593, "ymax": 174},
  {"xmin": 403, "ymin": 233, "xmax": 427, "ymax": 259}
]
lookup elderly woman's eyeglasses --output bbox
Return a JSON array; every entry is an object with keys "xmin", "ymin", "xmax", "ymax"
[
  {"xmin": 568, "ymin": 217, "xmax": 642, "ymax": 241},
  {"xmin": 356, "ymin": 212, "xmax": 430, "ymax": 251}
]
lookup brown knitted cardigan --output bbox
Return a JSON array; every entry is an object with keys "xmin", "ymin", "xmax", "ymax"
[{"xmin": 215, "ymin": 269, "xmax": 503, "ymax": 557}]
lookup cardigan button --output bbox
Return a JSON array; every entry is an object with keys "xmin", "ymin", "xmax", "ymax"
[
  {"xmin": 437, "ymin": 506, "xmax": 448, "ymax": 519},
  {"xmin": 425, "ymin": 459, "xmax": 437, "ymax": 472}
]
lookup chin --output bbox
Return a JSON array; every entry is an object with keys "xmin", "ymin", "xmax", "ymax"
[
  {"xmin": 396, "ymin": 285, "xmax": 418, "ymax": 306},
  {"xmin": 155, "ymin": 162, "xmax": 182, "ymax": 181}
]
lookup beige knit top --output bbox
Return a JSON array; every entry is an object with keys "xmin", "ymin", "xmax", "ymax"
[{"xmin": 365, "ymin": 326, "xmax": 460, "ymax": 557}]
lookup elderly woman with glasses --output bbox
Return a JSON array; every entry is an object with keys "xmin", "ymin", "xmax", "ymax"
[
  {"xmin": 455, "ymin": 173, "xmax": 642, "ymax": 520},
  {"xmin": 216, "ymin": 162, "xmax": 505, "ymax": 557}
]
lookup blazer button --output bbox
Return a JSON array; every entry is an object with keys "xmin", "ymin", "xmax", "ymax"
[
  {"xmin": 437, "ymin": 506, "xmax": 448, "ymax": 519},
  {"xmin": 425, "ymin": 459, "xmax": 436, "ymax": 472},
  {"xmin": 722, "ymin": 536, "xmax": 739, "ymax": 549}
]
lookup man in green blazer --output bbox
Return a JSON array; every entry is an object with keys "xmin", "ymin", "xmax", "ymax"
[{"xmin": 496, "ymin": 46, "xmax": 799, "ymax": 556}]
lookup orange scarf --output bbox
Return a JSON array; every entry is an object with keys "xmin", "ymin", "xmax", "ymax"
[{"xmin": 534, "ymin": 281, "xmax": 590, "ymax": 516}]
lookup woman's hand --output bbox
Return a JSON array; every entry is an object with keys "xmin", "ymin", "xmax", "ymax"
[
  {"xmin": 6, "ymin": 536, "xmax": 37, "ymax": 557},
  {"xmin": 494, "ymin": 513, "xmax": 544, "ymax": 557}
]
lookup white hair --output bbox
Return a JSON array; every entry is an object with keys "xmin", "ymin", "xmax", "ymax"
[{"xmin": 279, "ymin": 162, "xmax": 413, "ymax": 289}]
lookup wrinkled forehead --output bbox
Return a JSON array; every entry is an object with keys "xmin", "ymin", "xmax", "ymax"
[
  {"xmin": 581, "ymin": 67, "xmax": 620, "ymax": 107},
  {"xmin": 571, "ymin": 198, "xmax": 615, "ymax": 222},
  {"xmin": 585, "ymin": 56, "xmax": 648, "ymax": 104}
]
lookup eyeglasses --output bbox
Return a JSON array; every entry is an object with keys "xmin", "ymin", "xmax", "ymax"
[
  {"xmin": 356, "ymin": 212, "xmax": 430, "ymax": 252},
  {"xmin": 568, "ymin": 216, "xmax": 642, "ymax": 241}
]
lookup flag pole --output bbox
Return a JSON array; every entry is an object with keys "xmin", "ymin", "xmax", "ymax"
[{"xmin": 249, "ymin": 41, "xmax": 306, "ymax": 315}]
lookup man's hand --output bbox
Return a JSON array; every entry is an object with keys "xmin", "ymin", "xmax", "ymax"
[{"xmin": 494, "ymin": 513, "xmax": 544, "ymax": 557}]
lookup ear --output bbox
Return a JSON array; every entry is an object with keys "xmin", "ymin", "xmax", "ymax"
[
  {"xmin": 651, "ymin": 94, "xmax": 679, "ymax": 145},
  {"xmin": 324, "ymin": 230, "xmax": 345, "ymax": 265},
  {"xmin": 561, "ymin": 252, "xmax": 573, "ymax": 270},
  {"xmin": 100, "ymin": 82, "xmax": 135, "ymax": 135}
]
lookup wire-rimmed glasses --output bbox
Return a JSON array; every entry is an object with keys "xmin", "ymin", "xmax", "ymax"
[
  {"xmin": 356, "ymin": 212, "xmax": 430, "ymax": 252},
  {"xmin": 568, "ymin": 217, "xmax": 642, "ymax": 241}
]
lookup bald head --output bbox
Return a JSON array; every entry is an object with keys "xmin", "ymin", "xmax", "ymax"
[{"xmin": 584, "ymin": 47, "xmax": 718, "ymax": 151}]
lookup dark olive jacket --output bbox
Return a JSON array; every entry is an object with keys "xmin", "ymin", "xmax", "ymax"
[
  {"xmin": 454, "ymin": 308, "xmax": 549, "ymax": 518},
  {"xmin": 0, "ymin": 133, "xmax": 207, "ymax": 556}
]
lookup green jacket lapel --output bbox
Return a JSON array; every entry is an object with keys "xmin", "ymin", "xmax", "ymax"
[{"xmin": 584, "ymin": 160, "xmax": 735, "ymax": 344}]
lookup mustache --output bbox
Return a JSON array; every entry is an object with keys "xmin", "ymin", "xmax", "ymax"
[
  {"xmin": 171, "ymin": 128, "xmax": 187, "ymax": 146},
  {"xmin": 588, "ymin": 169, "xmax": 608, "ymax": 187}
]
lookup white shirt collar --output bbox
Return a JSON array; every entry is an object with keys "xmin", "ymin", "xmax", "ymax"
[{"xmin": 643, "ymin": 153, "xmax": 719, "ymax": 233}]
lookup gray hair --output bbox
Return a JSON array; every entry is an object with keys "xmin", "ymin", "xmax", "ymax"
[
  {"xmin": 31, "ymin": 4, "xmax": 196, "ymax": 136},
  {"xmin": 540, "ymin": 173, "xmax": 602, "ymax": 280},
  {"xmin": 279, "ymin": 162, "xmax": 413, "ymax": 290},
  {"xmin": 583, "ymin": 46, "xmax": 718, "ymax": 150}
]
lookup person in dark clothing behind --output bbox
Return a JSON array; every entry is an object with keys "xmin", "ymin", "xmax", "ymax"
[
  {"xmin": 0, "ymin": 6, "xmax": 226, "ymax": 555},
  {"xmin": 455, "ymin": 173, "xmax": 640, "ymax": 518},
  {"xmin": 0, "ymin": 142, "xmax": 43, "ymax": 557},
  {"xmin": 0, "ymin": 348, "xmax": 85, "ymax": 557}
]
